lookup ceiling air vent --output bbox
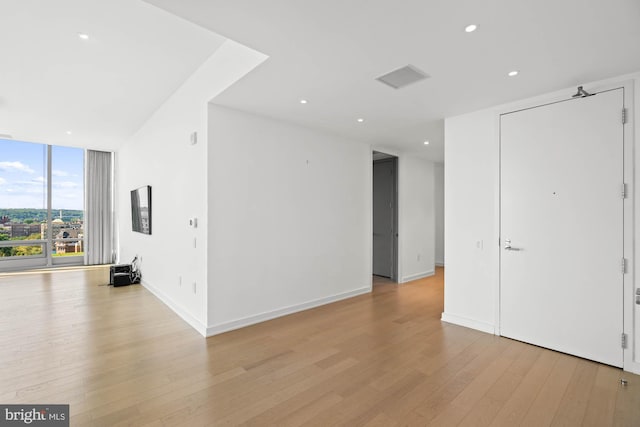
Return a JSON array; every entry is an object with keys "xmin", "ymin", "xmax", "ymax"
[{"xmin": 376, "ymin": 65, "xmax": 429, "ymax": 89}]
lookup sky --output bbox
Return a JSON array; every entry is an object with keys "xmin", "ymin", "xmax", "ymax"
[{"xmin": 0, "ymin": 139, "xmax": 84, "ymax": 210}]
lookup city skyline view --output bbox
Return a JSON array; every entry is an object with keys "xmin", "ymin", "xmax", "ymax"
[{"xmin": 0, "ymin": 138, "xmax": 84, "ymax": 211}]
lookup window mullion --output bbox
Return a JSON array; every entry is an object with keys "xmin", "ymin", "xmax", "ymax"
[{"xmin": 46, "ymin": 145, "xmax": 52, "ymax": 266}]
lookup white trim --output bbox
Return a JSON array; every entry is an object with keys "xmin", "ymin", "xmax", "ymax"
[
  {"xmin": 401, "ymin": 269, "xmax": 435, "ymax": 283},
  {"xmin": 435, "ymin": 262, "xmax": 445, "ymax": 267},
  {"xmin": 367, "ymin": 148, "xmax": 374, "ymax": 286},
  {"xmin": 141, "ymin": 279, "xmax": 207, "ymax": 337},
  {"xmin": 206, "ymin": 286, "xmax": 371, "ymax": 337},
  {"xmin": 441, "ymin": 312, "xmax": 496, "ymax": 335},
  {"xmin": 396, "ymin": 156, "xmax": 403, "ymax": 284},
  {"xmin": 52, "ymin": 256, "xmax": 83, "ymax": 266},
  {"xmin": 624, "ymin": 78, "xmax": 639, "ymax": 375}
]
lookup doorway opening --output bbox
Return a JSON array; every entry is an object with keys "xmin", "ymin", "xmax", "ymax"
[{"xmin": 372, "ymin": 151, "xmax": 398, "ymax": 283}]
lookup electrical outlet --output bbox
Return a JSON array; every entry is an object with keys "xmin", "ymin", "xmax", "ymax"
[{"xmin": 192, "ymin": 282, "xmax": 197, "ymax": 294}]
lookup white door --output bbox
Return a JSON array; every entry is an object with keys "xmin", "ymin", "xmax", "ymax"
[{"xmin": 500, "ymin": 88, "xmax": 624, "ymax": 367}]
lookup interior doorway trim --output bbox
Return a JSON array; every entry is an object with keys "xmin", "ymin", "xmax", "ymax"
[{"xmin": 372, "ymin": 150, "xmax": 399, "ymax": 282}]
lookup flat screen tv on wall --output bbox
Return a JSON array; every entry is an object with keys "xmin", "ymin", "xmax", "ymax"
[{"xmin": 131, "ymin": 185, "xmax": 152, "ymax": 235}]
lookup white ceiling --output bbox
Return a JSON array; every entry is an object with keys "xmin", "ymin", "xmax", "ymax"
[
  {"xmin": 2, "ymin": 1, "xmax": 639, "ymax": 161},
  {"xmin": 0, "ymin": 0, "xmax": 225, "ymax": 150},
  {"xmin": 147, "ymin": 0, "xmax": 640, "ymax": 162}
]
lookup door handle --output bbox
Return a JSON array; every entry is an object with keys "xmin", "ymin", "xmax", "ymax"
[{"xmin": 504, "ymin": 239, "xmax": 522, "ymax": 251}]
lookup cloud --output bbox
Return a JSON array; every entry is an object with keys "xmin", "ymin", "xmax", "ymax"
[
  {"xmin": 56, "ymin": 181, "xmax": 79, "ymax": 189},
  {"xmin": 14, "ymin": 179, "xmax": 44, "ymax": 187},
  {"xmin": 24, "ymin": 187, "xmax": 44, "ymax": 194},
  {"xmin": 0, "ymin": 177, "xmax": 5, "ymax": 186},
  {"xmin": 52, "ymin": 169, "xmax": 69, "ymax": 177},
  {"xmin": 0, "ymin": 161, "xmax": 35, "ymax": 174}
]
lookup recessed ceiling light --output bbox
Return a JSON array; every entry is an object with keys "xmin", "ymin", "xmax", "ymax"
[
  {"xmin": 423, "ymin": 141, "xmax": 430, "ymax": 145},
  {"xmin": 465, "ymin": 24, "xmax": 477, "ymax": 33},
  {"xmin": 357, "ymin": 118, "xmax": 364, "ymax": 123},
  {"xmin": 77, "ymin": 33, "xmax": 89, "ymax": 40},
  {"xmin": 66, "ymin": 131, "xmax": 72, "ymax": 135},
  {"xmin": 508, "ymin": 70, "xmax": 519, "ymax": 77},
  {"xmin": 300, "ymin": 99, "xmax": 308, "ymax": 104}
]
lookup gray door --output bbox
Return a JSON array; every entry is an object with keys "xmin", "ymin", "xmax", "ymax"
[
  {"xmin": 500, "ymin": 88, "xmax": 624, "ymax": 367},
  {"xmin": 373, "ymin": 158, "xmax": 397, "ymax": 278}
]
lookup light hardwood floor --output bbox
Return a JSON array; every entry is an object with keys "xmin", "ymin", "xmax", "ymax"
[{"xmin": 0, "ymin": 267, "xmax": 638, "ymax": 426}]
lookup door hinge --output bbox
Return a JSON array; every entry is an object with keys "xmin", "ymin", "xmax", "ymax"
[
  {"xmin": 622, "ymin": 333, "xmax": 628, "ymax": 349},
  {"xmin": 622, "ymin": 108, "xmax": 627, "ymax": 124},
  {"xmin": 622, "ymin": 183, "xmax": 628, "ymax": 199},
  {"xmin": 622, "ymin": 258, "xmax": 627, "ymax": 273}
]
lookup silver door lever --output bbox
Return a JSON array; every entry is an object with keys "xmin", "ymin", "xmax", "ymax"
[{"xmin": 504, "ymin": 239, "xmax": 521, "ymax": 251}]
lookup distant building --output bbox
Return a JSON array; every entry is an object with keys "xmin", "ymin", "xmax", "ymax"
[
  {"xmin": 140, "ymin": 207, "xmax": 150, "ymax": 234},
  {"xmin": 54, "ymin": 229, "xmax": 83, "ymax": 255},
  {"xmin": 8, "ymin": 223, "xmax": 42, "ymax": 238},
  {"xmin": 0, "ymin": 216, "xmax": 10, "ymax": 225},
  {"xmin": 41, "ymin": 219, "xmax": 83, "ymax": 240}
]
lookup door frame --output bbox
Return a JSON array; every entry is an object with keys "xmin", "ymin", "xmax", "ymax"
[
  {"xmin": 372, "ymin": 153, "xmax": 399, "ymax": 282},
  {"xmin": 494, "ymin": 79, "xmax": 635, "ymax": 372}
]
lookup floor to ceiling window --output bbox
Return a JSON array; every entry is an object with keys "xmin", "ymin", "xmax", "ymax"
[{"xmin": 0, "ymin": 138, "xmax": 85, "ymax": 270}]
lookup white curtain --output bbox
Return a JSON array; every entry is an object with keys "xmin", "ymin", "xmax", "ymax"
[{"xmin": 85, "ymin": 150, "xmax": 114, "ymax": 265}]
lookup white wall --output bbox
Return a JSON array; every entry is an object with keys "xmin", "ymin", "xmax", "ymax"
[
  {"xmin": 434, "ymin": 163, "xmax": 444, "ymax": 266},
  {"xmin": 442, "ymin": 109, "xmax": 498, "ymax": 333},
  {"xmin": 443, "ymin": 72, "xmax": 640, "ymax": 373},
  {"xmin": 117, "ymin": 40, "xmax": 266, "ymax": 335},
  {"xmin": 206, "ymin": 106, "xmax": 372, "ymax": 335},
  {"xmin": 398, "ymin": 156, "xmax": 436, "ymax": 282}
]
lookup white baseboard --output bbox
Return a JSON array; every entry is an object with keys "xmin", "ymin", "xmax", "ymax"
[
  {"xmin": 141, "ymin": 279, "xmax": 207, "ymax": 337},
  {"xmin": 401, "ymin": 270, "xmax": 435, "ymax": 283},
  {"xmin": 625, "ymin": 360, "xmax": 640, "ymax": 375},
  {"xmin": 206, "ymin": 286, "xmax": 371, "ymax": 337},
  {"xmin": 435, "ymin": 262, "xmax": 445, "ymax": 267},
  {"xmin": 441, "ymin": 312, "xmax": 495, "ymax": 335}
]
